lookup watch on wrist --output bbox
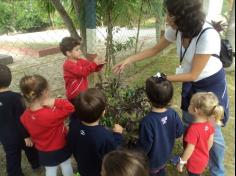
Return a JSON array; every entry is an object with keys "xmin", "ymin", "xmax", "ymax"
[{"xmin": 179, "ymin": 157, "xmax": 187, "ymax": 165}]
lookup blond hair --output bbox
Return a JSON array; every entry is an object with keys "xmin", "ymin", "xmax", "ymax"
[{"xmin": 190, "ymin": 92, "xmax": 224, "ymax": 125}]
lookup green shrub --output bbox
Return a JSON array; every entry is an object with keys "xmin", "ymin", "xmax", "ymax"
[
  {"xmin": 14, "ymin": 1, "xmax": 50, "ymax": 32},
  {"xmin": 74, "ymin": 172, "xmax": 81, "ymax": 176},
  {"xmin": 15, "ymin": 11, "xmax": 49, "ymax": 32},
  {"xmin": 96, "ymin": 77, "xmax": 150, "ymax": 148},
  {"xmin": 0, "ymin": 2, "xmax": 14, "ymax": 34}
]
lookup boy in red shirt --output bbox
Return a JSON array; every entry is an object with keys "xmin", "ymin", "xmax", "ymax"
[
  {"xmin": 177, "ymin": 92, "xmax": 224, "ymax": 176},
  {"xmin": 59, "ymin": 37, "xmax": 105, "ymax": 101}
]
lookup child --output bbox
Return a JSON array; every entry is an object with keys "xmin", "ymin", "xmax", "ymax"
[
  {"xmin": 101, "ymin": 150, "xmax": 149, "ymax": 176},
  {"xmin": 67, "ymin": 88, "xmax": 123, "ymax": 176},
  {"xmin": 137, "ymin": 72, "xmax": 184, "ymax": 176},
  {"xmin": 177, "ymin": 92, "xmax": 223, "ymax": 176},
  {"xmin": 19, "ymin": 74, "xmax": 75, "ymax": 176},
  {"xmin": 0, "ymin": 64, "xmax": 40, "ymax": 176},
  {"xmin": 59, "ymin": 37, "xmax": 106, "ymax": 101}
]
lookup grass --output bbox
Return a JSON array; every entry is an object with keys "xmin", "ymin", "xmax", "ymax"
[
  {"xmin": 140, "ymin": 17, "xmax": 157, "ymax": 29},
  {"xmin": 0, "ymin": 48, "xmax": 234, "ymax": 175}
]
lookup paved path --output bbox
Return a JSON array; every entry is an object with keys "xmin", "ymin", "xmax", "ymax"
[{"xmin": 9, "ymin": 53, "xmax": 66, "ymax": 97}]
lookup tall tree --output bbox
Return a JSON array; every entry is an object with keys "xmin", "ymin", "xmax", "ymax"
[
  {"xmin": 226, "ymin": 0, "xmax": 235, "ymax": 71},
  {"xmin": 226, "ymin": 0, "xmax": 235, "ymax": 53},
  {"xmin": 73, "ymin": 0, "xmax": 87, "ymax": 53},
  {"xmin": 38, "ymin": 0, "xmax": 56, "ymax": 28},
  {"xmin": 49, "ymin": 0, "xmax": 81, "ymax": 40},
  {"xmin": 85, "ymin": 0, "xmax": 97, "ymax": 58},
  {"xmin": 97, "ymin": 0, "xmax": 139, "ymax": 71},
  {"xmin": 135, "ymin": 0, "xmax": 145, "ymax": 54}
]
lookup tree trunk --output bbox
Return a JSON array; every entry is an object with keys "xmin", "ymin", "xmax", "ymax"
[
  {"xmin": 225, "ymin": 0, "xmax": 235, "ymax": 71},
  {"xmin": 48, "ymin": 13, "xmax": 54, "ymax": 29},
  {"xmin": 85, "ymin": 0, "xmax": 97, "ymax": 56},
  {"xmin": 73, "ymin": 0, "xmax": 87, "ymax": 54},
  {"xmin": 226, "ymin": 0, "xmax": 235, "ymax": 53},
  {"xmin": 206, "ymin": 0, "xmax": 223, "ymax": 22},
  {"xmin": 105, "ymin": 8, "xmax": 114, "ymax": 74},
  {"xmin": 50, "ymin": 0, "xmax": 81, "ymax": 41},
  {"xmin": 11, "ymin": 0, "xmax": 16, "ymax": 33},
  {"xmin": 135, "ymin": 0, "xmax": 144, "ymax": 54},
  {"xmin": 202, "ymin": 0, "xmax": 210, "ymax": 16},
  {"xmin": 155, "ymin": 16, "xmax": 164, "ymax": 43}
]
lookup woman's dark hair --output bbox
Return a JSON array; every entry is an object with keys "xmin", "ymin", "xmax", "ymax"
[
  {"xmin": 59, "ymin": 37, "xmax": 81, "ymax": 56},
  {"xmin": 74, "ymin": 88, "xmax": 106, "ymax": 123},
  {"xmin": 165, "ymin": 0, "xmax": 205, "ymax": 38},
  {"xmin": 145, "ymin": 75, "xmax": 173, "ymax": 108},
  {"xmin": 20, "ymin": 75, "xmax": 48, "ymax": 103},
  {"xmin": 102, "ymin": 150, "xmax": 149, "ymax": 176},
  {"xmin": 0, "ymin": 64, "xmax": 12, "ymax": 88}
]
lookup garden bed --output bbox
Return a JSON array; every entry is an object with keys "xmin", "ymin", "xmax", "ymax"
[{"xmin": 0, "ymin": 42, "xmax": 59, "ymax": 58}]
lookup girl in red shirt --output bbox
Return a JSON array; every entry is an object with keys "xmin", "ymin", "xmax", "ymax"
[
  {"xmin": 177, "ymin": 92, "xmax": 224, "ymax": 176},
  {"xmin": 20, "ymin": 74, "xmax": 75, "ymax": 176}
]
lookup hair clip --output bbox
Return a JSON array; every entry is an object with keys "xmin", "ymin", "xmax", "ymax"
[
  {"xmin": 153, "ymin": 72, "xmax": 167, "ymax": 79},
  {"xmin": 153, "ymin": 72, "xmax": 161, "ymax": 78}
]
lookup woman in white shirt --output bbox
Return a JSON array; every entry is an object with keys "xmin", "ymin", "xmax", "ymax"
[{"xmin": 113, "ymin": 0, "xmax": 228, "ymax": 175}]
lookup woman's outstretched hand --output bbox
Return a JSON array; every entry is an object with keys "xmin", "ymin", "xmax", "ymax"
[{"xmin": 113, "ymin": 58, "xmax": 131, "ymax": 74}]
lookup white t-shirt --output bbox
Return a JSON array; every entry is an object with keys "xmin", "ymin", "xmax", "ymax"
[{"xmin": 164, "ymin": 22, "xmax": 222, "ymax": 82}]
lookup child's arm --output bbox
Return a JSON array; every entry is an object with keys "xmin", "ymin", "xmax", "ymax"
[
  {"xmin": 64, "ymin": 58, "xmax": 105, "ymax": 78},
  {"xmin": 15, "ymin": 95, "xmax": 31, "ymax": 139},
  {"xmin": 177, "ymin": 125, "xmax": 198, "ymax": 172},
  {"xmin": 112, "ymin": 124, "xmax": 123, "ymax": 146},
  {"xmin": 112, "ymin": 124, "xmax": 123, "ymax": 134},
  {"xmin": 208, "ymin": 134, "xmax": 214, "ymax": 150},
  {"xmin": 177, "ymin": 143, "xmax": 195, "ymax": 172},
  {"xmin": 42, "ymin": 98, "xmax": 75, "ymax": 125},
  {"xmin": 93, "ymin": 56, "xmax": 106, "ymax": 72},
  {"xmin": 98, "ymin": 124, "xmax": 123, "ymax": 158},
  {"xmin": 175, "ymin": 112, "xmax": 184, "ymax": 138},
  {"xmin": 24, "ymin": 137, "xmax": 33, "ymax": 147}
]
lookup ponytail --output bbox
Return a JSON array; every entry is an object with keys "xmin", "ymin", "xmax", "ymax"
[
  {"xmin": 211, "ymin": 105, "xmax": 224, "ymax": 126},
  {"xmin": 24, "ymin": 91, "xmax": 37, "ymax": 103},
  {"xmin": 190, "ymin": 92, "xmax": 224, "ymax": 125}
]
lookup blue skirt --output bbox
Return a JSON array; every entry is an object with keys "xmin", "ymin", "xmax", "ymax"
[{"xmin": 38, "ymin": 145, "xmax": 71, "ymax": 166}]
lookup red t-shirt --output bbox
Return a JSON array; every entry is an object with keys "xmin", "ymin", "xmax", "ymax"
[
  {"xmin": 63, "ymin": 58, "xmax": 104, "ymax": 100},
  {"xmin": 20, "ymin": 99, "xmax": 74, "ymax": 152},
  {"xmin": 184, "ymin": 122, "xmax": 215, "ymax": 174}
]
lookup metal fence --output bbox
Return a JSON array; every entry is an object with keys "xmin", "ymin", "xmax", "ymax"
[
  {"xmin": 0, "ymin": 23, "xmax": 162, "ymax": 96},
  {"xmin": 0, "ymin": 25, "xmax": 158, "ymax": 59}
]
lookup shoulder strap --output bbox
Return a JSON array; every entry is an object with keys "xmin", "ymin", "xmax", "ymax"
[
  {"xmin": 196, "ymin": 27, "xmax": 221, "ymax": 59},
  {"xmin": 196, "ymin": 27, "xmax": 213, "ymax": 45},
  {"xmin": 212, "ymin": 54, "xmax": 220, "ymax": 58},
  {"xmin": 175, "ymin": 29, "xmax": 179, "ymax": 38}
]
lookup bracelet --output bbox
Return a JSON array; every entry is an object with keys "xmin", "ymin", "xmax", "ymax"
[{"xmin": 179, "ymin": 157, "xmax": 187, "ymax": 165}]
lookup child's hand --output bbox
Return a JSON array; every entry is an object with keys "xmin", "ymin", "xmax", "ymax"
[
  {"xmin": 113, "ymin": 124, "xmax": 123, "ymax": 134},
  {"xmin": 177, "ymin": 163, "xmax": 184, "ymax": 172},
  {"xmin": 24, "ymin": 137, "xmax": 33, "ymax": 147},
  {"xmin": 41, "ymin": 98, "xmax": 55, "ymax": 108},
  {"xmin": 94, "ymin": 56, "xmax": 106, "ymax": 65}
]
